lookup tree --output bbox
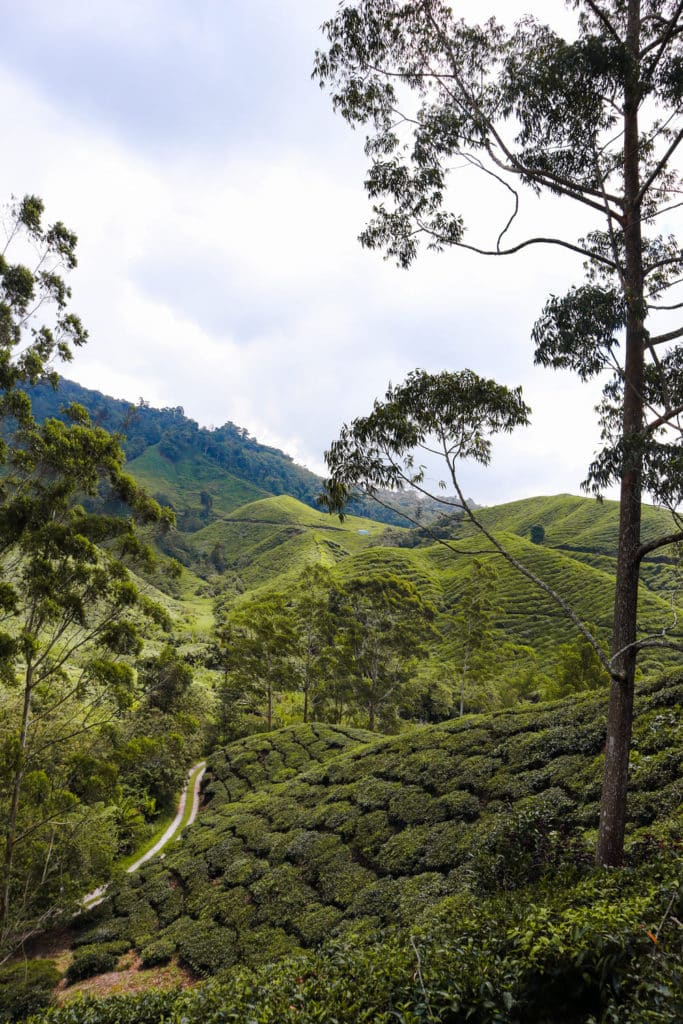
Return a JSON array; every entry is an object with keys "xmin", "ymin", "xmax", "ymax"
[
  {"xmin": 530, "ymin": 525, "xmax": 545, "ymax": 546},
  {"xmin": 550, "ymin": 629, "xmax": 611, "ymax": 699},
  {"xmin": 334, "ymin": 572, "xmax": 437, "ymax": 730},
  {"xmin": 214, "ymin": 591, "xmax": 297, "ymax": 730},
  {"xmin": 0, "ymin": 194, "xmax": 87, "ymax": 425},
  {"xmin": 315, "ymin": 1, "xmax": 683, "ymax": 866},
  {"xmin": 450, "ymin": 558, "xmax": 501, "ymax": 717},
  {"xmin": 0, "ymin": 409, "xmax": 170, "ymax": 953},
  {"xmin": 138, "ymin": 645, "xmax": 193, "ymax": 712},
  {"xmin": 0, "ymin": 194, "xmax": 172, "ymax": 953},
  {"xmin": 290, "ymin": 564, "xmax": 341, "ymax": 722}
]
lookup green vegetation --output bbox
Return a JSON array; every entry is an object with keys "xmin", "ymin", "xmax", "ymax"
[
  {"xmin": 72, "ymin": 678, "xmax": 682, "ymax": 966},
  {"xmin": 31, "ymin": 675, "xmax": 682, "ymax": 1020},
  {"xmin": 0, "ymin": 959, "xmax": 61, "ymax": 1021},
  {"xmin": 0, "ymin": 199, "xmax": 211, "ymax": 960},
  {"xmin": 314, "ymin": 0, "xmax": 683, "ymax": 869}
]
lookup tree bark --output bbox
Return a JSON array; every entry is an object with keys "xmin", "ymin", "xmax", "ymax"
[
  {"xmin": 596, "ymin": 0, "xmax": 644, "ymax": 867},
  {"xmin": 1, "ymin": 664, "xmax": 34, "ymax": 940}
]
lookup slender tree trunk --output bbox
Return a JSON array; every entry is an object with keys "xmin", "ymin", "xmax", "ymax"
[
  {"xmin": 459, "ymin": 649, "xmax": 470, "ymax": 718},
  {"xmin": 596, "ymin": 0, "xmax": 644, "ymax": 867},
  {"xmin": 1, "ymin": 664, "xmax": 34, "ymax": 940}
]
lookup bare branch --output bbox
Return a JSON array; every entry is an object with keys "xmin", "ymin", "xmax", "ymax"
[
  {"xmin": 648, "ymin": 326, "xmax": 683, "ymax": 346},
  {"xmin": 638, "ymin": 529, "xmax": 683, "ymax": 560},
  {"xmin": 637, "ymin": 125, "xmax": 683, "ymax": 206}
]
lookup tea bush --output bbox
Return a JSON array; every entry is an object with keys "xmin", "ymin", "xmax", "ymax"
[
  {"xmin": 56, "ymin": 679, "xmax": 683, "ymax": 989},
  {"xmin": 0, "ymin": 960, "xmax": 61, "ymax": 1021}
]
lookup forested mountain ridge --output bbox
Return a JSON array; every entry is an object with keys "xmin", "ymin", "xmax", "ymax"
[{"xmin": 26, "ymin": 380, "xmax": 457, "ymax": 528}]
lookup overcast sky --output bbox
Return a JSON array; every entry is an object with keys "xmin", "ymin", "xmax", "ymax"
[{"xmin": 0, "ymin": 1, "xmax": 621, "ymax": 504}]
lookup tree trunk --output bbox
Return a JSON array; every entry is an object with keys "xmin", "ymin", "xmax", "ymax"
[
  {"xmin": 1, "ymin": 664, "xmax": 34, "ymax": 940},
  {"xmin": 596, "ymin": 0, "xmax": 644, "ymax": 867}
]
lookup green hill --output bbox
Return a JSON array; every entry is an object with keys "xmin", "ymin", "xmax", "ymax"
[
  {"xmin": 184, "ymin": 494, "xmax": 392, "ymax": 594},
  {"xmin": 473, "ymin": 493, "xmax": 676, "ymax": 559},
  {"xmin": 125, "ymin": 445, "xmax": 270, "ymax": 517},
  {"xmin": 25, "ymin": 379, "xmax": 423, "ymax": 527}
]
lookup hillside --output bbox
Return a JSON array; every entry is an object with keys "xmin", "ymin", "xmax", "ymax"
[
  {"xmin": 196, "ymin": 501, "xmax": 681, "ymax": 683},
  {"xmin": 472, "ymin": 494, "xmax": 677, "ymax": 558},
  {"xmin": 25, "ymin": 379, "xmax": 451, "ymax": 527},
  {"xmin": 25, "ymin": 675, "xmax": 681, "ymax": 1021}
]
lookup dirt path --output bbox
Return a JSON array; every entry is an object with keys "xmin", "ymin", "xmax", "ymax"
[{"xmin": 82, "ymin": 760, "xmax": 206, "ymax": 908}]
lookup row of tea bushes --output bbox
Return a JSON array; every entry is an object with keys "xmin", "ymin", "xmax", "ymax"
[{"xmin": 67, "ymin": 676, "xmax": 683, "ymax": 982}]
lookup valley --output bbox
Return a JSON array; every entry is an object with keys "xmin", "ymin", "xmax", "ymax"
[{"xmin": 1, "ymin": 379, "xmax": 681, "ymax": 1022}]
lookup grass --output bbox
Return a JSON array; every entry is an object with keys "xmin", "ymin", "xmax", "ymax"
[
  {"xmin": 126, "ymin": 445, "xmax": 269, "ymax": 516},
  {"xmin": 173, "ymin": 762, "xmax": 206, "ymax": 837},
  {"xmin": 112, "ymin": 816, "xmax": 178, "ymax": 876}
]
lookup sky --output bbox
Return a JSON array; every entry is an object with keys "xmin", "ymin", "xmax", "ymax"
[{"xmin": 0, "ymin": 0, "xmax": 619, "ymax": 505}]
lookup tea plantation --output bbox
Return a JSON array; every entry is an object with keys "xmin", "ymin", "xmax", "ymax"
[{"xmin": 14, "ymin": 676, "xmax": 680, "ymax": 1022}]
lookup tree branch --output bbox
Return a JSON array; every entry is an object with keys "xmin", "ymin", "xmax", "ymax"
[
  {"xmin": 637, "ymin": 125, "xmax": 683, "ymax": 206},
  {"xmin": 584, "ymin": 0, "xmax": 623, "ymax": 44},
  {"xmin": 648, "ymin": 326, "xmax": 683, "ymax": 346},
  {"xmin": 637, "ymin": 529, "xmax": 683, "ymax": 560}
]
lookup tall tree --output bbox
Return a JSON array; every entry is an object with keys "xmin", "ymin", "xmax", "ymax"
[
  {"xmin": 315, "ymin": 0, "xmax": 683, "ymax": 866},
  {"xmin": 0, "ymin": 195, "xmax": 172, "ymax": 952},
  {"xmin": 215, "ymin": 591, "xmax": 297, "ymax": 730},
  {"xmin": 291, "ymin": 564, "xmax": 340, "ymax": 723},
  {"xmin": 0, "ymin": 409, "xmax": 169, "ymax": 953},
  {"xmin": 335, "ymin": 572, "xmax": 437, "ymax": 730},
  {"xmin": 450, "ymin": 558, "xmax": 501, "ymax": 717}
]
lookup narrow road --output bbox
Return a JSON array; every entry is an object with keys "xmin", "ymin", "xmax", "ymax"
[{"xmin": 82, "ymin": 760, "xmax": 206, "ymax": 908}]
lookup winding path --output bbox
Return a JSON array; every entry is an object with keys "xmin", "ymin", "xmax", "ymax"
[{"xmin": 82, "ymin": 760, "xmax": 206, "ymax": 908}]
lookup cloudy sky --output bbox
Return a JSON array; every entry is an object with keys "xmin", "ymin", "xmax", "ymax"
[{"xmin": 1, "ymin": 0, "xmax": 616, "ymax": 504}]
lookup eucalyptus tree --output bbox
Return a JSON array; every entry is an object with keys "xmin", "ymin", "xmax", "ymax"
[
  {"xmin": 0, "ymin": 194, "xmax": 86, "ymax": 424},
  {"xmin": 315, "ymin": 0, "xmax": 683, "ymax": 866},
  {"xmin": 0, "ymin": 408, "xmax": 170, "ymax": 954},
  {"xmin": 450, "ymin": 558, "xmax": 502, "ymax": 717},
  {"xmin": 291, "ymin": 564, "xmax": 341, "ymax": 722}
]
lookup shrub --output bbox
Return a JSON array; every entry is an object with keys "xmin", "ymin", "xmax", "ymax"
[
  {"xmin": 139, "ymin": 937, "xmax": 175, "ymax": 968},
  {"xmin": 0, "ymin": 960, "xmax": 61, "ymax": 1021},
  {"xmin": 66, "ymin": 941, "xmax": 130, "ymax": 983},
  {"xmin": 172, "ymin": 918, "xmax": 238, "ymax": 976}
]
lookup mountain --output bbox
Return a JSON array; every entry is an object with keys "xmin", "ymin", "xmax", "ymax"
[{"xmin": 26, "ymin": 379, "xmax": 458, "ymax": 527}]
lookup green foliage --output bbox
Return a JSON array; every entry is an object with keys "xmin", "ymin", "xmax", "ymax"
[
  {"xmin": 530, "ymin": 524, "xmax": 545, "ymax": 545},
  {"xmin": 320, "ymin": 369, "xmax": 530, "ymax": 515},
  {"xmin": 66, "ymin": 676, "xmax": 682, "ymax": 995},
  {"xmin": 0, "ymin": 213, "xmax": 184, "ymax": 953},
  {"xmin": 548, "ymin": 629, "xmax": 611, "ymax": 699},
  {"xmin": 214, "ymin": 590, "xmax": 298, "ymax": 731},
  {"xmin": 66, "ymin": 941, "xmax": 130, "ymax": 984},
  {"xmin": 138, "ymin": 646, "xmax": 193, "ymax": 712},
  {"xmin": 23, "ymin": 866, "xmax": 683, "ymax": 1021},
  {"xmin": 139, "ymin": 935, "xmax": 175, "ymax": 968},
  {"xmin": 0, "ymin": 959, "xmax": 61, "ymax": 1021}
]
